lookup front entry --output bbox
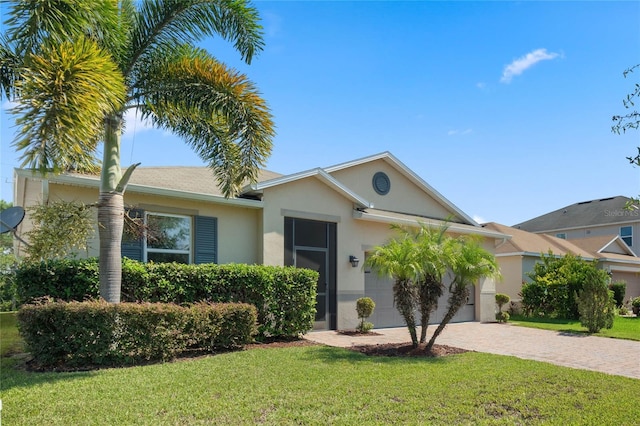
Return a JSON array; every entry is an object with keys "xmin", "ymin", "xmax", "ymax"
[{"xmin": 284, "ymin": 217, "xmax": 337, "ymax": 330}]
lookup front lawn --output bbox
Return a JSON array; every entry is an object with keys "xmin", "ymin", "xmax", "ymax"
[
  {"xmin": 1, "ymin": 323, "xmax": 639, "ymax": 424},
  {"xmin": 509, "ymin": 315, "xmax": 640, "ymax": 341}
]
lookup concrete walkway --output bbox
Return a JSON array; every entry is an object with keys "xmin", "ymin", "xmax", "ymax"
[{"xmin": 305, "ymin": 322, "xmax": 640, "ymax": 380}]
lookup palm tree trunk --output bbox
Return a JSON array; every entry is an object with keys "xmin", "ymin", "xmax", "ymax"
[
  {"xmin": 425, "ymin": 284, "xmax": 469, "ymax": 351},
  {"xmin": 394, "ymin": 279, "xmax": 418, "ymax": 347},
  {"xmin": 98, "ymin": 192, "xmax": 123, "ymax": 303},
  {"xmin": 418, "ymin": 278, "xmax": 442, "ymax": 343},
  {"xmin": 98, "ymin": 113, "xmax": 124, "ymax": 303}
]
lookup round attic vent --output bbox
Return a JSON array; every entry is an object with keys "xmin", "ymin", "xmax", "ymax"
[{"xmin": 372, "ymin": 172, "xmax": 390, "ymax": 195}]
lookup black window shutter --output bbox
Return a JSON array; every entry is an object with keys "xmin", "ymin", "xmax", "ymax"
[
  {"xmin": 194, "ymin": 216, "xmax": 217, "ymax": 264},
  {"xmin": 122, "ymin": 208, "xmax": 144, "ymax": 261}
]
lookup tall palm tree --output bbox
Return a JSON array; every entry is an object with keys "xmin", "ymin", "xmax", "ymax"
[
  {"xmin": 425, "ymin": 236, "xmax": 499, "ymax": 351},
  {"xmin": 365, "ymin": 235, "xmax": 421, "ymax": 347},
  {"xmin": 1, "ymin": 1, "xmax": 275, "ymax": 302}
]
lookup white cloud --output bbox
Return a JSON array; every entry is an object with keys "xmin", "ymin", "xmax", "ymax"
[
  {"xmin": 122, "ymin": 108, "xmax": 155, "ymax": 138},
  {"xmin": 500, "ymin": 48, "xmax": 560, "ymax": 84}
]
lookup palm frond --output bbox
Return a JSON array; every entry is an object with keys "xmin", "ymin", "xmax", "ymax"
[
  {"xmin": 0, "ymin": 35, "xmax": 21, "ymax": 100},
  {"xmin": 12, "ymin": 37, "xmax": 125, "ymax": 173},
  {"xmin": 5, "ymin": 0, "xmax": 121, "ymax": 57},
  {"xmin": 127, "ymin": 0, "xmax": 263, "ymax": 74},
  {"xmin": 134, "ymin": 46, "xmax": 274, "ymax": 196}
]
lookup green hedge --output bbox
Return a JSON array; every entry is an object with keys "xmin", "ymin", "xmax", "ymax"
[
  {"xmin": 15, "ymin": 258, "xmax": 317, "ymax": 338},
  {"xmin": 17, "ymin": 300, "xmax": 257, "ymax": 368}
]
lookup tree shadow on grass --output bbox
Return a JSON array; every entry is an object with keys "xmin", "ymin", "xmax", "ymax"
[
  {"xmin": 0, "ymin": 356, "xmax": 97, "ymax": 393},
  {"xmin": 300, "ymin": 343, "xmax": 470, "ymax": 366}
]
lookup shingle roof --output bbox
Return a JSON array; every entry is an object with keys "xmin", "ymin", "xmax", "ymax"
[
  {"xmin": 484, "ymin": 222, "xmax": 640, "ymax": 264},
  {"xmin": 484, "ymin": 222, "xmax": 594, "ymax": 258},
  {"xmin": 67, "ymin": 167, "xmax": 282, "ymax": 197},
  {"xmin": 513, "ymin": 196, "xmax": 635, "ymax": 232}
]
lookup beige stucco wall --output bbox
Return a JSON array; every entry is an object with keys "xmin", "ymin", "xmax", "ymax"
[
  {"xmin": 16, "ymin": 179, "xmax": 262, "ymax": 265},
  {"xmin": 608, "ymin": 269, "xmax": 640, "ymax": 301},
  {"xmin": 495, "ymin": 255, "xmax": 525, "ymax": 302},
  {"xmin": 328, "ymin": 159, "xmax": 458, "ymax": 220},
  {"xmin": 261, "ymin": 175, "xmax": 498, "ymax": 329}
]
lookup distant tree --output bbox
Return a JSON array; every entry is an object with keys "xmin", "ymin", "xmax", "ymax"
[
  {"xmin": 23, "ymin": 201, "xmax": 94, "ymax": 261},
  {"xmin": 612, "ymin": 64, "xmax": 640, "ymax": 207},
  {"xmin": 1, "ymin": 1, "xmax": 274, "ymax": 303}
]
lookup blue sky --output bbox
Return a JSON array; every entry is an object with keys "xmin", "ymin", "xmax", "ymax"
[{"xmin": 2, "ymin": 1, "xmax": 639, "ymax": 226}]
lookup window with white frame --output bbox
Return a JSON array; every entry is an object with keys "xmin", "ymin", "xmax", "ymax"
[
  {"xmin": 145, "ymin": 212, "xmax": 191, "ymax": 263},
  {"xmin": 620, "ymin": 226, "xmax": 633, "ymax": 247}
]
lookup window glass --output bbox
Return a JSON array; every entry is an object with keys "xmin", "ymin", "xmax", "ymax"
[
  {"xmin": 146, "ymin": 213, "xmax": 191, "ymax": 263},
  {"xmin": 620, "ymin": 226, "xmax": 633, "ymax": 247},
  {"xmin": 556, "ymin": 233, "xmax": 566, "ymax": 239}
]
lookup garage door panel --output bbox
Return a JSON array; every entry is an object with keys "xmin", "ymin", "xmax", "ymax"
[{"xmin": 365, "ymin": 270, "xmax": 475, "ymax": 328}]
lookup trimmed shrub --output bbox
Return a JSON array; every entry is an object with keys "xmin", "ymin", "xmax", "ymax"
[
  {"xmin": 608, "ymin": 281, "xmax": 626, "ymax": 308},
  {"xmin": 356, "ymin": 297, "xmax": 375, "ymax": 332},
  {"xmin": 17, "ymin": 300, "xmax": 257, "ymax": 368},
  {"xmin": 495, "ymin": 293, "xmax": 510, "ymax": 323},
  {"xmin": 577, "ymin": 270, "xmax": 615, "ymax": 333},
  {"xmin": 15, "ymin": 259, "xmax": 317, "ymax": 338}
]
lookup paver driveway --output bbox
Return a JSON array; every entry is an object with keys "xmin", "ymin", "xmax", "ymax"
[{"xmin": 305, "ymin": 322, "xmax": 640, "ymax": 379}]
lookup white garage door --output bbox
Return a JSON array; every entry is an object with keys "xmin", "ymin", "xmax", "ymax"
[{"xmin": 364, "ymin": 269, "xmax": 475, "ymax": 328}]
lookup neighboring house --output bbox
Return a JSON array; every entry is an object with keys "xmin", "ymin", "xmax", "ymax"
[
  {"xmin": 514, "ymin": 196, "xmax": 640, "ymax": 255},
  {"xmin": 14, "ymin": 152, "xmax": 507, "ymax": 330},
  {"xmin": 484, "ymin": 222, "xmax": 640, "ymax": 305}
]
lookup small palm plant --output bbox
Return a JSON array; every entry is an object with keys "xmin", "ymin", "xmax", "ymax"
[{"xmin": 356, "ymin": 297, "xmax": 375, "ymax": 333}]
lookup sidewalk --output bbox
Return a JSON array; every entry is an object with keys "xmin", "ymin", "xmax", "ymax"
[{"xmin": 305, "ymin": 322, "xmax": 640, "ymax": 380}]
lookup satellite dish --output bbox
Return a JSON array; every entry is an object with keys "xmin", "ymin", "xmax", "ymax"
[{"xmin": 0, "ymin": 206, "xmax": 26, "ymax": 234}]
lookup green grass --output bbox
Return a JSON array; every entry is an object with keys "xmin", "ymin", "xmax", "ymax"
[
  {"xmin": 510, "ymin": 315, "xmax": 640, "ymax": 341},
  {"xmin": 1, "ymin": 311, "xmax": 639, "ymax": 425},
  {"xmin": 0, "ymin": 312, "xmax": 24, "ymax": 357}
]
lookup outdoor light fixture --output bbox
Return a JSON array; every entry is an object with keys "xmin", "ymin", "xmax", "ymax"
[{"xmin": 349, "ymin": 255, "xmax": 360, "ymax": 268}]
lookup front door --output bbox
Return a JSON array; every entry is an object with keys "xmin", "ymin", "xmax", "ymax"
[{"xmin": 295, "ymin": 248, "xmax": 329, "ymax": 328}]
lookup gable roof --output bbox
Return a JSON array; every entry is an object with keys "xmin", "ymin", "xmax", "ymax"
[
  {"xmin": 484, "ymin": 222, "xmax": 640, "ymax": 265},
  {"xmin": 569, "ymin": 234, "xmax": 637, "ymax": 257},
  {"xmin": 324, "ymin": 152, "xmax": 477, "ymax": 225},
  {"xmin": 484, "ymin": 222, "xmax": 594, "ymax": 258},
  {"xmin": 243, "ymin": 167, "xmax": 372, "ymax": 209},
  {"xmin": 514, "ymin": 196, "xmax": 635, "ymax": 232}
]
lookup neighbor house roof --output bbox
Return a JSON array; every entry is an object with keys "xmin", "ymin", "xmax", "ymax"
[
  {"xmin": 484, "ymin": 222, "xmax": 593, "ymax": 258},
  {"xmin": 484, "ymin": 222, "xmax": 640, "ymax": 265},
  {"xmin": 513, "ymin": 196, "xmax": 635, "ymax": 232}
]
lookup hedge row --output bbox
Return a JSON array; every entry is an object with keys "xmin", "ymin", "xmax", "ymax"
[
  {"xmin": 17, "ymin": 300, "xmax": 257, "ymax": 368},
  {"xmin": 15, "ymin": 258, "xmax": 318, "ymax": 338}
]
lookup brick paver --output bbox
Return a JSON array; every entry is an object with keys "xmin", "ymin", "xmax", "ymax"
[{"xmin": 305, "ymin": 322, "xmax": 640, "ymax": 379}]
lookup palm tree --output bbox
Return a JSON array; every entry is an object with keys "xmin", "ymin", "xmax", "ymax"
[
  {"xmin": 412, "ymin": 224, "xmax": 453, "ymax": 344},
  {"xmin": 365, "ymin": 235, "xmax": 421, "ymax": 347},
  {"xmin": 1, "ymin": 1, "xmax": 275, "ymax": 302},
  {"xmin": 425, "ymin": 236, "xmax": 499, "ymax": 351}
]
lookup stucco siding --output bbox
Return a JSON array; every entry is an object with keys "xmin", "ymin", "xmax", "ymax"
[
  {"xmin": 609, "ymin": 270, "xmax": 640, "ymax": 300},
  {"xmin": 328, "ymin": 159, "xmax": 457, "ymax": 220},
  {"xmin": 496, "ymin": 255, "xmax": 524, "ymax": 302}
]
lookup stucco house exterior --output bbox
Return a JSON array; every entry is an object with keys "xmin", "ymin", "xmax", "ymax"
[
  {"xmin": 514, "ymin": 196, "xmax": 640, "ymax": 255},
  {"xmin": 14, "ymin": 152, "xmax": 507, "ymax": 330},
  {"xmin": 484, "ymin": 222, "xmax": 640, "ymax": 305}
]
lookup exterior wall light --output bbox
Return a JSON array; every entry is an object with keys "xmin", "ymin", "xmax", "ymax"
[{"xmin": 349, "ymin": 255, "xmax": 360, "ymax": 268}]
